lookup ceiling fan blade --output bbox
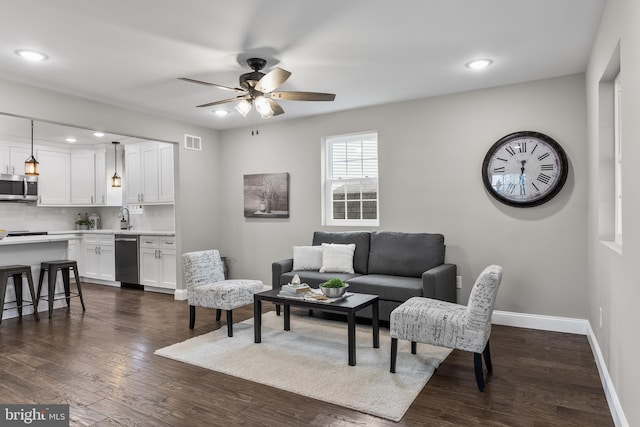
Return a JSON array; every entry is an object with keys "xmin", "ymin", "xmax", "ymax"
[
  {"xmin": 267, "ymin": 98, "xmax": 284, "ymax": 116},
  {"xmin": 270, "ymin": 91, "xmax": 336, "ymax": 101},
  {"xmin": 196, "ymin": 96, "xmax": 248, "ymax": 108},
  {"xmin": 255, "ymin": 67, "xmax": 292, "ymax": 93},
  {"xmin": 179, "ymin": 77, "xmax": 245, "ymax": 93}
]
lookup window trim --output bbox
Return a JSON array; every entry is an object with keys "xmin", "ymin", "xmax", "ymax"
[
  {"xmin": 323, "ymin": 131, "xmax": 379, "ymax": 227},
  {"xmin": 614, "ymin": 72, "xmax": 622, "ymax": 245}
]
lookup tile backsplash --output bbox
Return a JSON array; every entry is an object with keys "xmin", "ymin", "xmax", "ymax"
[{"xmin": 0, "ymin": 203, "xmax": 174, "ymax": 232}]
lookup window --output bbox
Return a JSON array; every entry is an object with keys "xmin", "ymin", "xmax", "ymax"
[
  {"xmin": 614, "ymin": 72, "xmax": 622, "ymax": 244},
  {"xmin": 323, "ymin": 131, "xmax": 379, "ymax": 226}
]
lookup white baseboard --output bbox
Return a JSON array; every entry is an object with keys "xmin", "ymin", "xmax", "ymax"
[
  {"xmin": 174, "ymin": 289, "xmax": 187, "ymax": 300},
  {"xmin": 492, "ymin": 310, "xmax": 589, "ymax": 334},
  {"xmin": 492, "ymin": 310, "xmax": 628, "ymax": 427}
]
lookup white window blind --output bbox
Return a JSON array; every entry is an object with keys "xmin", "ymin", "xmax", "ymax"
[{"xmin": 324, "ymin": 131, "xmax": 379, "ymax": 226}]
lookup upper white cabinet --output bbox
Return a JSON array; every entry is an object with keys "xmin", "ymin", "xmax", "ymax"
[
  {"xmin": 0, "ymin": 143, "xmax": 30, "ymax": 175},
  {"xmin": 71, "ymin": 151, "xmax": 97, "ymax": 205},
  {"xmin": 125, "ymin": 142, "xmax": 174, "ymax": 204},
  {"xmin": 69, "ymin": 148, "xmax": 121, "ymax": 206},
  {"xmin": 37, "ymin": 147, "xmax": 71, "ymax": 205}
]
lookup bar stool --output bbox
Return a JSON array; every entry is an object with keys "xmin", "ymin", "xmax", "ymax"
[
  {"xmin": 1, "ymin": 265, "xmax": 40, "ymax": 324},
  {"xmin": 36, "ymin": 260, "xmax": 86, "ymax": 318}
]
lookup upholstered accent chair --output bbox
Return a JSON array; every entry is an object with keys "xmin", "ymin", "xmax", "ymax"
[
  {"xmin": 389, "ymin": 265, "xmax": 503, "ymax": 391},
  {"xmin": 182, "ymin": 250, "xmax": 264, "ymax": 337}
]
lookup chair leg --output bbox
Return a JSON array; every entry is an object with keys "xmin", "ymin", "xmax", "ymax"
[
  {"xmin": 474, "ymin": 352, "xmax": 485, "ymax": 392},
  {"xmin": 72, "ymin": 266, "xmax": 85, "ymax": 311},
  {"xmin": 189, "ymin": 305, "xmax": 196, "ymax": 329},
  {"xmin": 226, "ymin": 310, "xmax": 233, "ymax": 337},
  {"xmin": 216, "ymin": 309, "xmax": 222, "ymax": 321},
  {"xmin": 390, "ymin": 337, "xmax": 398, "ymax": 373},
  {"xmin": 61, "ymin": 267, "xmax": 71, "ymax": 306},
  {"xmin": 47, "ymin": 267, "xmax": 56, "ymax": 318},
  {"xmin": 275, "ymin": 304, "xmax": 281, "ymax": 316},
  {"xmin": 12, "ymin": 274, "xmax": 23, "ymax": 317},
  {"xmin": 411, "ymin": 341, "xmax": 417, "ymax": 354},
  {"xmin": 483, "ymin": 340, "xmax": 493, "ymax": 373}
]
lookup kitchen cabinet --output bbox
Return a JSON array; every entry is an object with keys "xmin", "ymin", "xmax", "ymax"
[
  {"xmin": 70, "ymin": 148, "xmax": 120, "ymax": 206},
  {"xmin": 82, "ymin": 234, "xmax": 115, "ymax": 281},
  {"xmin": 70, "ymin": 151, "xmax": 97, "ymax": 204},
  {"xmin": 0, "ymin": 143, "xmax": 30, "ymax": 175},
  {"xmin": 67, "ymin": 238, "xmax": 84, "ymax": 276},
  {"xmin": 36, "ymin": 147, "xmax": 71, "ymax": 205},
  {"xmin": 139, "ymin": 235, "xmax": 176, "ymax": 289},
  {"xmin": 124, "ymin": 142, "xmax": 174, "ymax": 204}
]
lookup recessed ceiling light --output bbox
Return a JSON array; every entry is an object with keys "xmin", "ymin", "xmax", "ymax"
[
  {"xmin": 466, "ymin": 59, "xmax": 493, "ymax": 70},
  {"xmin": 65, "ymin": 137, "xmax": 77, "ymax": 143},
  {"xmin": 15, "ymin": 49, "xmax": 49, "ymax": 62},
  {"xmin": 93, "ymin": 132, "xmax": 105, "ymax": 137},
  {"xmin": 213, "ymin": 110, "xmax": 229, "ymax": 117}
]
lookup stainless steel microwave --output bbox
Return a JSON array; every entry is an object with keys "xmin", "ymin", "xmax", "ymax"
[{"xmin": 0, "ymin": 173, "xmax": 38, "ymax": 202}]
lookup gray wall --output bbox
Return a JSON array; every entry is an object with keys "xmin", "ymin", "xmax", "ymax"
[
  {"xmin": 219, "ymin": 74, "xmax": 589, "ymax": 318},
  {"xmin": 0, "ymin": 77, "xmax": 222, "ymax": 290},
  {"xmin": 586, "ymin": 0, "xmax": 639, "ymax": 424}
]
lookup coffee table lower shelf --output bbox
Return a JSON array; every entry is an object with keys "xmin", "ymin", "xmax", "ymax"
[{"xmin": 253, "ymin": 289, "xmax": 380, "ymax": 366}]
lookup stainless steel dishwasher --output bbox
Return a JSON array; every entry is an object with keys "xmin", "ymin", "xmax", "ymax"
[{"xmin": 115, "ymin": 234, "xmax": 140, "ymax": 286}]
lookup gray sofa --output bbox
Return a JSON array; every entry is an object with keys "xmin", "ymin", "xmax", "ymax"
[{"xmin": 272, "ymin": 231, "xmax": 457, "ymax": 322}]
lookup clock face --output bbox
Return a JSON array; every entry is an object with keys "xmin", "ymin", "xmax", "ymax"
[{"xmin": 482, "ymin": 131, "xmax": 569, "ymax": 207}]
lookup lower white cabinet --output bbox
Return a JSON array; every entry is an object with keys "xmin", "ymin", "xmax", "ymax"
[
  {"xmin": 139, "ymin": 235, "xmax": 176, "ymax": 289},
  {"xmin": 82, "ymin": 234, "xmax": 115, "ymax": 281}
]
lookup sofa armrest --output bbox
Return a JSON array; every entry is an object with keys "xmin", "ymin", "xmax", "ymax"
[
  {"xmin": 422, "ymin": 263, "xmax": 457, "ymax": 303},
  {"xmin": 272, "ymin": 258, "xmax": 294, "ymax": 290}
]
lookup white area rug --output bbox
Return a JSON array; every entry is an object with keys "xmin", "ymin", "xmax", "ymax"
[{"xmin": 154, "ymin": 311, "xmax": 450, "ymax": 422}]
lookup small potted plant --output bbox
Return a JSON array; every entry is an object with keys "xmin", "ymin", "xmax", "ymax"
[
  {"xmin": 75, "ymin": 218, "xmax": 91, "ymax": 230},
  {"xmin": 319, "ymin": 278, "xmax": 349, "ymax": 298}
]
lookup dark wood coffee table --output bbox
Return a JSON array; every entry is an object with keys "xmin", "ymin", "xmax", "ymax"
[{"xmin": 253, "ymin": 289, "xmax": 380, "ymax": 366}]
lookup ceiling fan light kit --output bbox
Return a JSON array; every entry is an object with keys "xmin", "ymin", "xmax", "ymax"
[{"xmin": 180, "ymin": 57, "xmax": 335, "ymax": 121}]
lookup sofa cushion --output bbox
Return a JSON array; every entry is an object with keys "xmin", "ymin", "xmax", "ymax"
[
  {"xmin": 319, "ymin": 243, "xmax": 356, "ymax": 274},
  {"xmin": 312, "ymin": 231, "xmax": 371, "ymax": 274},
  {"xmin": 347, "ymin": 274, "xmax": 423, "ymax": 302},
  {"xmin": 368, "ymin": 231, "xmax": 445, "ymax": 277},
  {"xmin": 292, "ymin": 245, "xmax": 323, "ymax": 271}
]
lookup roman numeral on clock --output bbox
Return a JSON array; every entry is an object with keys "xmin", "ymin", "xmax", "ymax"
[
  {"xmin": 505, "ymin": 146, "xmax": 516, "ymax": 156},
  {"xmin": 540, "ymin": 164, "xmax": 554, "ymax": 171},
  {"xmin": 537, "ymin": 152, "xmax": 550, "ymax": 161},
  {"xmin": 518, "ymin": 142, "xmax": 527, "ymax": 153},
  {"xmin": 537, "ymin": 173, "xmax": 552, "ymax": 185},
  {"xmin": 493, "ymin": 166, "xmax": 505, "ymax": 173}
]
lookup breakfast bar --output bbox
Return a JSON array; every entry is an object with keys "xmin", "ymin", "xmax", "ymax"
[{"xmin": 0, "ymin": 234, "xmax": 80, "ymax": 321}]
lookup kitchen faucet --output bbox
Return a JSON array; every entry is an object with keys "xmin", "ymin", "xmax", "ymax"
[{"xmin": 118, "ymin": 207, "xmax": 132, "ymax": 229}]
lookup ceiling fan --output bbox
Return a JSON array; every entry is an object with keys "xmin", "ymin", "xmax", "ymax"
[{"xmin": 179, "ymin": 58, "xmax": 336, "ymax": 119}]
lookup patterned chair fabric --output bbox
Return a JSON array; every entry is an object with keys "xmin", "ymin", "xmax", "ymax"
[
  {"xmin": 390, "ymin": 265, "xmax": 503, "ymax": 390},
  {"xmin": 182, "ymin": 250, "xmax": 264, "ymax": 335}
]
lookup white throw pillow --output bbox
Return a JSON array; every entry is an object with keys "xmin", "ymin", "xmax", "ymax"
[
  {"xmin": 292, "ymin": 245, "xmax": 323, "ymax": 271},
  {"xmin": 319, "ymin": 243, "xmax": 356, "ymax": 274}
]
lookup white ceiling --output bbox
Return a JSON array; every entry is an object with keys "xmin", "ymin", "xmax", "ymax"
[{"xmin": 0, "ymin": 0, "xmax": 605, "ymax": 134}]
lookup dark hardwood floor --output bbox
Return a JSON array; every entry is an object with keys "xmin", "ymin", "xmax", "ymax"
[{"xmin": 0, "ymin": 283, "xmax": 613, "ymax": 426}]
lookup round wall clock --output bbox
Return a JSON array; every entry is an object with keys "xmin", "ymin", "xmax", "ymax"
[{"xmin": 482, "ymin": 131, "xmax": 569, "ymax": 207}]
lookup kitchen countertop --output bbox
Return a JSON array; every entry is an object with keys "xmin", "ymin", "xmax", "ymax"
[
  {"xmin": 0, "ymin": 233, "xmax": 81, "ymax": 246},
  {"xmin": 48, "ymin": 230, "xmax": 176, "ymax": 236}
]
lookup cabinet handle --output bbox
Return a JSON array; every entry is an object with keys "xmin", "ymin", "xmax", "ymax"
[
  {"xmin": 91, "ymin": 195, "xmax": 94, "ymax": 204},
  {"xmin": 95, "ymin": 247, "xmax": 98, "ymax": 254},
  {"xmin": 158, "ymin": 250, "xmax": 162, "ymax": 259},
  {"xmin": 102, "ymin": 196, "xmax": 105, "ymax": 203}
]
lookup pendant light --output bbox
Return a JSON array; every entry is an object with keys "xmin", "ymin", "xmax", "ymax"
[
  {"xmin": 111, "ymin": 141, "xmax": 121, "ymax": 187},
  {"xmin": 24, "ymin": 120, "xmax": 39, "ymax": 176}
]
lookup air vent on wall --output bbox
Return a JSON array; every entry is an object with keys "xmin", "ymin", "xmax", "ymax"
[{"xmin": 184, "ymin": 134, "xmax": 202, "ymax": 151}]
